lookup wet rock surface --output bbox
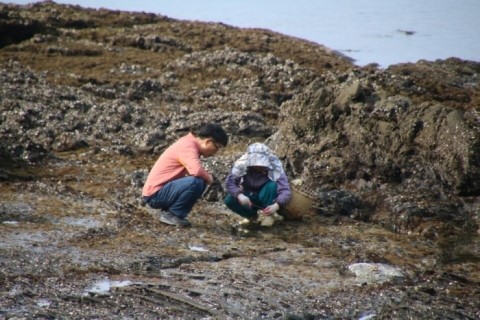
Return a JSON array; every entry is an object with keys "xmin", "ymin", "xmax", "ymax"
[{"xmin": 1, "ymin": 2, "xmax": 479, "ymax": 319}]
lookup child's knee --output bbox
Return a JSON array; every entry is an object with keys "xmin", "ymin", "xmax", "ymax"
[{"xmin": 224, "ymin": 194, "xmax": 236, "ymax": 208}]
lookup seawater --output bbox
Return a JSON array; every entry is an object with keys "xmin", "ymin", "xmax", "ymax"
[{"xmin": 9, "ymin": 0, "xmax": 480, "ymax": 68}]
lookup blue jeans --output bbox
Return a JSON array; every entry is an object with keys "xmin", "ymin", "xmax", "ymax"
[{"xmin": 144, "ymin": 176, "xmax": 206, "ymax": 218}]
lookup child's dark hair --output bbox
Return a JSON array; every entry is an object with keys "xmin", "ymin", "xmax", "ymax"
[{"xmin": 196, "ymin": 123, "xmax": 228, "ymax": 146}]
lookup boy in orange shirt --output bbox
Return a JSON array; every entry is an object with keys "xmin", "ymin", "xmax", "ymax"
[{"xmin": 142, "ymin": 123, "xmax": 228, "ymax": 227}]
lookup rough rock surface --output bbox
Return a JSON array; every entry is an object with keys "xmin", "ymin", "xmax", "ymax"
[
  {"xmin": 0, "ymin": 2, "xmax": 479, "ymax": 319},
  {"xmin": 271, "ymin": 60, "xmax": 480, "ymax": 235}
]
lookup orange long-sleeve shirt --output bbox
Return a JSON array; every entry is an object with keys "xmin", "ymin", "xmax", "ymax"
[{"xmin": 142, "ymin": 133, "xmax": 210, "ymax": 197}]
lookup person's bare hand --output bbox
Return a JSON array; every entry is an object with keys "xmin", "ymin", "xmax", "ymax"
[
  {"xmin": 263, "ymin": 203, "xmax": 280, "ymax": 216},
  {"xmin": 237, "ymin": 194, "xmax": 252, "ymax": 207},
  {"xmin": 206, "ymin": 173, "xmax": 214, "ymax": 185}
]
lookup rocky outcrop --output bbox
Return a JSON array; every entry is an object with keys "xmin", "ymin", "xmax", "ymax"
[{"xmin": 270, "ymin": 61, "xmax": 480, "ymax": 234}]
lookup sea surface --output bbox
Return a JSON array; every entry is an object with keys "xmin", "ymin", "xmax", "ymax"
[{"xmin": 7, "ymin": 0, "xmax": 480, "ymax": 68}]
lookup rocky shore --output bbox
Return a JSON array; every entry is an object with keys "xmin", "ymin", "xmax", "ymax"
[{"xmin": 1, "ymin": 2, "xmax": 479, "ymax": 319}]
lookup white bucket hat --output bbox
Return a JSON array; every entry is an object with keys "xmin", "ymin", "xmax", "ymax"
[{"xmin": 231, "ymin": 143, "xmax": 284, "ymax": 181}]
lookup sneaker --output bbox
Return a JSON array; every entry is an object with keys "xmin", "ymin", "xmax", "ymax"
[
  {"xmin": 239, "ymin": 218, "xmax": 255, "ymax": 226},
  {"xmin": 238, "ymin": 211, "xmax": 260, "ymax": 225},
  {"xmin": 159, "ymin": 210, "xmax": 191, "ymax": 227}
]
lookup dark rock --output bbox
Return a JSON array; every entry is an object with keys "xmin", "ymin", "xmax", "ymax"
[{"xmin": 0, "ymin": 2, "xmax": 479, "ymax": 319}]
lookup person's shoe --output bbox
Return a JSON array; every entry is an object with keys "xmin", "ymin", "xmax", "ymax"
[
  {"xmin": 259, "ymin": 214, "xmax": 275, "ymax": 227},
  {"xmin": 238, "ymin": 218, "xmax": 255, "ymax": 226},
  {"xmin": 238, "ymin": 211, "xmax": 260, "ymax": 225},
  {"xmin": 159, "ymin": 210, "xmax": 191, "ymax": 227}
]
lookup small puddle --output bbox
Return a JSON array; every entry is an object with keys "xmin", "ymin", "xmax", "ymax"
[
  {"xmin": 0, "ymin": 230, "xmax": 52, "ymax": 249},
  {"xmin": 0, "ymin": 202, "xmax": 33, "ymax": 216},
  {"xmin": 84, "ymin": 279, "xmax": 134, "ymax": 296},
  {"xmin": 2, "ymin": 221, "xmax": 19, "ymax": 225},
  {"xmin": 36, "ymin": 298, "xmax": 52, "ymax": 308},
  {"xmin": 61, "ymin": 217, "xmax": 103, "ymax": 228}
]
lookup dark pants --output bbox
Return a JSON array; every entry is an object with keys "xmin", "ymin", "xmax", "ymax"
[
  {"xmin": 224, "ymin": 180, "xmax": 277, "ymax": 219},
  {"xmin": 144, "ymin": 176, "xmax": 206, "ymax": 218}
]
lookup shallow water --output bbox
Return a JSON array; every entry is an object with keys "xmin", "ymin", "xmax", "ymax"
[
  {"xmin": 10, "ymin": 0, "xmax": 480, "ymax": 67},
  {"xmin": 60, "ymin": 216, "xmax": 104, "ymax": 228},
  {"xmin": 85, "ymin": 279, "xmax": 134, "ymax": 295}
]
